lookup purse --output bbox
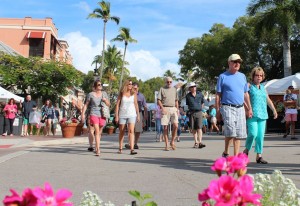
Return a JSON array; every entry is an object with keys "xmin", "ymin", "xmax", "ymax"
[{"xmin": 101, "ymin": 93, "xmax": 110, "ymax": 119}]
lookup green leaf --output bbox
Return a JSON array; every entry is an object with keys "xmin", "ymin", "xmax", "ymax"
[
  {"xmin": 145, "ymin": 201, "xmax": 158, "ymax": 206},
  {"xmin": 128, "ymin": 190, "xmax": 141, "ymax": 199},
  {"xmin": 142, "ymin": 194, "xmax": 153, "ymax": 200}
]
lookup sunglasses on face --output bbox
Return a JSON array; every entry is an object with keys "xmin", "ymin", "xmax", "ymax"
[
  {"xmin": 128, "ymin": 83, "xmax": 132, "ymax": 86},
  {"xmin": 231, "ymin": 60, "xmax": 241, "ymax": 64},
  {"xmin": 255, "ymin": 74, "xmax": 263, "ymax": 77},
  {"xmin": 97, "ymin": 84, "xmax": 102, "ymax": 86},
  {"xmin": 166, "ymin": 81, "xmax": 172, "ymax": 83}
]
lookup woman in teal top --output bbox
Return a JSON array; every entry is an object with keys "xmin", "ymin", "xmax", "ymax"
[{"xmin": 244, "ymin": 67, "xmax": 278, "ymax": 164}]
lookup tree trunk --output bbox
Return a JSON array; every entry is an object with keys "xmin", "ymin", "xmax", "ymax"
[
  {"xmin": 100, "ymin": 22, "xmax": 107, "ymax": 80},
  {"xmin": 282, "ymin": 30, "xmax": 292, "ymax": 77},
  {"xmin": 119, "ymin": 44, "xmax": 127, "ymax": 91}
]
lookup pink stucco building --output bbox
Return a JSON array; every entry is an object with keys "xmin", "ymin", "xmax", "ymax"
[{"xmin": 0, "ymin": 17, "xmax": 72, "ymax": 64}]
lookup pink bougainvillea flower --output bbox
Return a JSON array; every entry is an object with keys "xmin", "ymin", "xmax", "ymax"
[
  {"xmin": 237, "ymin": 175, "xmax": 262, "ymax": 206},
  {"xmin": 202, "ymin": 202, "xmax": 211, "ymax": 206},
  {"xmin": 211, "ymin": 157, "xmax": 227, "ymax": 176},
  {"xmin": 33, "ymin": 182, "xmax": 73, "ymax": 206},
  {"xmin": 198, "ymin": 188, "xmax": 210, "ymax": 201},
  {"xmin": 207, "ymin": 175, "xmax": 239, "ymax": 206},
  {"xmin": 3, "ymin": 189, "xmax": 22, "ymax": 206},
  {"xmin": 21, "ymin": 188, "xmax": 38, "ymax": 206}
]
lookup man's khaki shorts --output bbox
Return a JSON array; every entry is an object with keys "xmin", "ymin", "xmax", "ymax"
[{"xmin": 161, "ymin": 107, "xmax": 178, "ymax": 125}]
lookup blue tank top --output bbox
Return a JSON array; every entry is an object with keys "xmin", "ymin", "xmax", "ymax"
[{"xmin": 249, "ymin": 83, "xmax": 268, "ymax": 120}]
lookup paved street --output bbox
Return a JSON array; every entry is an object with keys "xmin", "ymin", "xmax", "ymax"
[{"xmin": 0, "ymin": 131, "xmax": 299, "ymax": 206}]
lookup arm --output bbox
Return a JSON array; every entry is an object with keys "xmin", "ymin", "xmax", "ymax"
[
  {"xmin": 143, "ymin": 96, "xmax": 148, "ymax": 120},
  {"xmin": 81, "ymin": 100, "xmax": 89, "ymax": 123},
  {"xmin": 244, "ymin": 92, "xmax": 253, "ymax": 118},
  {"xmin": 267, "ymin": 94, "xmax": 278, "ymax": 119},
  {"xmin": 157, "ymin": 99, "xmax": 165, "ymax": 115},
  {"xmin": 134, "ymin": 94, "xmax": 140, "ymax": 122},
  {"xmin": 216, "ymin": 92, "xmax": 221, "ymax": 121},
  {"xmin": 102, "ymin": 92, "xmax": 110, "ymax": 107},
  {"xmin": 114, "ymin": 95, "xmax": 121, "ymax": 123}
]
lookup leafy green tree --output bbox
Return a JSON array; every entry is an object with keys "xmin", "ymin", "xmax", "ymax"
[
  {"xmin": 81, "ymin": 70, "xmax": 96, "ymax": 94},
  {"xmin": 0, "ymin": 54, "xmax": 82, "ymax": 102},
  {"xmin": 88, "ymin": 0, "xmax": 120, "ymax": 80},
  {"xmin": 140, "ymin": 77, "xmax": 164, "ymax": 103},
  {"xmin": 247, "ymin": 0, "xmax": 300, "ymax": 77},
  {"xmin": 111, "ymin": 27, "xmax": 137, "ymax": 90}
]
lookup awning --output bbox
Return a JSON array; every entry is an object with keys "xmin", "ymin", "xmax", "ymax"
[{"xmin": 26, "ymin": 31, "xmax": 46, "ymax": 39}]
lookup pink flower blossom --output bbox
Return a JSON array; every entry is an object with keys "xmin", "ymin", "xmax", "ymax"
[
  {"xmin": 3, "ymin": 188, "xmax": 37, "ymax": 206},
  {"xmin": 237, "ymin": 175, "xmax": 262, "ymax": 206},
  {"xmin": 202, "ymin": 202, "xmax": 211, "ymax": 206},
  {"xmin": 207, "ymin": 175, "xmax": 239, "ymax": 206},
  {"xmin": 33, "ymin": 182, "xmax": 73, "ymax": 206},
  {"xmin": 198, "ymin": 188, "xmax": 210, "ymax": 201},
  {"xmin": 3, "ymin": 189, "xmax": 22, "ymax": 206},
  {"xmin": 211, "ymin": 157, "xmax": 227, "ymax": 176}
]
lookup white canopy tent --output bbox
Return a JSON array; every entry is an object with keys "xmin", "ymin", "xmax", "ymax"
[
  {"xmin": 265, "ymin": 73, "xmax": 300, "ymax": 95},
  {"xmin": 0, "ymin": 86, "xmax": 24, "ymax": 102}
]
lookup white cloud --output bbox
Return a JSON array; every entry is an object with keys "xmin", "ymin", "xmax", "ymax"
[
  {"xmin": 73, "ymin": 1, "xmax": 91, "ymax": 13},
  {"xmin": 63, "ymin": 31, "xmax": 101, "ymax": 74},
  {"xmin": 63, "ymin": 32, "xmax": 178, "ymax": 81}
]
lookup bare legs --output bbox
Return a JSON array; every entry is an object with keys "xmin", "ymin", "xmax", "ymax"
[
  {"xmin": 93, "ymin": 124, "xmax": 103, "ymax": 156},
  {"xmin": 224, "ymin": 137, "xmax": 240, "ymax": 156},
  {"xmin": 88, "ymin": 125, "xmax": 95, "ymax": 149},
  {"xmin": 163, "ymin": 123, "xmax": 178, "ymax": 150},
  {"xmin": 119, "ymin": 123, "xmax": 136, "ymax": 154}
]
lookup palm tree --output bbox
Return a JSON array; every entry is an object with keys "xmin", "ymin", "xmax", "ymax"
[
  {"xmin": 247, "ymin": 0, "xmax": 300, "ymax": 77},
  {"xmin": 102, "ymin": 45, "xmax": 124, "ymax": 96},
  {"xmin": 91, "ymin": 55, "xmax": 101, "ymax": 79},
  {"xmin": 88, "ymin": 1, "xmax": 120, "ymax": 80},
  {"xmin": 163, "ymin": 69, "xmax": 177, "ymax": 80},
  {"xmin": 111, "ymin": 27, "xmax": 137, "ymax": 90}
]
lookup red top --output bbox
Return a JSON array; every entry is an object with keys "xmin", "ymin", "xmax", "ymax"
[{"xmin": 3, "ymin": 104, "xmax": 17, "ymax": 119}]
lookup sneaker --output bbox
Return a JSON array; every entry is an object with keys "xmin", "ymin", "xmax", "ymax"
[
  {"xmin": 256, "ymin": 157, "xmax": 268, "ymax": 164},
  {"xmin": 125, "ymin": 144, "xmax": 130, "ymax": 149},
  {"xmin": 2, "ymin": 133, "xmax": 7, "ymax": 136},
  {"xmin": 134, "ymin": 144, "xmax": 139, "ymax": 149}
]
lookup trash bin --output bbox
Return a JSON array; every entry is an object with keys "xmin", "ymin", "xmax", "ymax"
[
  {"xmin": 12, "ymin": 117, "xmax": 23, "ymax": 135},
  {"xmin": 0, "ymin": 115, "xmax": 4, "ymax": 134}
]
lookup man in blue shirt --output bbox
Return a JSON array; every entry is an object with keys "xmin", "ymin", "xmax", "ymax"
[
  {"xmin": 216, "ymin": 54, "xmax": 252, "ymax": 157},
  {"xmin": 186, "ymin": 82, "xmax": 205, "ymax": 148}
]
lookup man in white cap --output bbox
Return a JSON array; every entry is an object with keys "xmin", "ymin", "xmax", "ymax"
[
  {"xmin": 185, "ymin": 82, "xmax": 206, "ymax": 148},
  {"xmin": 216, "ymin": 54, "xmax": 253, "ymax": 157}
]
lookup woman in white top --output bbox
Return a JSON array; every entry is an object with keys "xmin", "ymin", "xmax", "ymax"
[
  {"xmin": 115, "ymin": 79, "xmax": 140, "ymax": 155},
  {"xmin": 82, "ymin": 80, "xmax": 110, "ymax": 156}
]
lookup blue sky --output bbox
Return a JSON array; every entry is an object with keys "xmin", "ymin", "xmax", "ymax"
[{"xmin": 0, "ymin": 0, "xmax": 249, "ymax": 80}]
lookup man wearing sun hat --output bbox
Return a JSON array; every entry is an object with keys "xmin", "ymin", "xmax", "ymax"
[
  {"xmin": 283, "ymin": 85, "xmax": 298, "ymax": 140},
  {"xmin": 185, "ymin": 82, "xmax": 206, "ymax": 149},
  {"xmin": 216, "ymin": 54, "xmax": 253, "ymax": 157}
]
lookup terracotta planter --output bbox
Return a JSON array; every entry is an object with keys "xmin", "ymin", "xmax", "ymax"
[
  {"xmin": 60, "ymin": 123, "xmax": 78, "ymax": 138},
  {"xmin": 107, "ymin": 127, "xmax": 115, "ymax": 135}
]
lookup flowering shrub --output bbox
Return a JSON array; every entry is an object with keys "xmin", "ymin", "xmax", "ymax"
[
  {"xmin": 254, "ymin": 170, "xmax": 300, "ymax": 205},
  {"xmin": 59, "ymin": 117, "xmax": 80, "ymax": 125},
  {"xmin": 3, "ymin": 182, "xmax": 72, "ymax": 206},
  {"xmin": 79, "ymin": 191, "xmax": 115, "ymax": 206},
  {"xmin": 198, "ymin": 153, "xmax": 262, "ymax": 206}
]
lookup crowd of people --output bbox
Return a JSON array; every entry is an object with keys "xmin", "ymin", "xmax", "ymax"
[{"xmin": 1, "ymin": 53, "xmax": 298, "ymax": 164}]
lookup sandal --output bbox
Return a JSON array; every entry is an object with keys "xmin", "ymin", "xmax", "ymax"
[
  {"xmin": 164, "ymin": 147, "xmax": 170, "ymax": 151},
  {"xmin": 222, "ymin": 152, "xmax": 229, "ymax": 158},
  {"xmin": 130, "ymin": 150, "xmax": 137, "ymax": 155},
  {"xmin": 193, "ymin": 143, "xmax": 198, "ymax": 148},
  {"xmin": 170, "ymin": 143, "xmax": 176, "ymax": 150},
  {"xmin": 198, "ymin": 143, "xmax": 206, "ymax": 148},
  {"xmin": 256, "ymin": 157, "xmax": 268, "ymax": 164},
  {"xmin": 118, "ymin": 149, "xmax": 122, "ymax": 154}
]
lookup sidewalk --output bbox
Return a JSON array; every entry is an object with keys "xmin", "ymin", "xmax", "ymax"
[{"xmin": 0, "ymin": 131, "xmax": 88, "ymax": 148}]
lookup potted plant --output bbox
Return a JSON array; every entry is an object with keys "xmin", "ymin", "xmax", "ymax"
[
  {"xmin": 60, "ymin": 118, "xmax": 83, "ymax": 138},
  {"xmin": 105, "ymin": 123, "xmax": 116, "ymax": 135}
]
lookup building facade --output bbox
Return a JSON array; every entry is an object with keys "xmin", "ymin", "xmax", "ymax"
[{"xmin": 0, "ymin": 17, "xmax": 72, "ymax": 64}]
